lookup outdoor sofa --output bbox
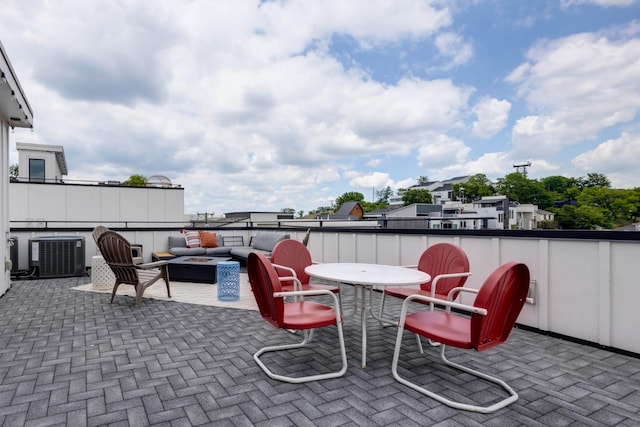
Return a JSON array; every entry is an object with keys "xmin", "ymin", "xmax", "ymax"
[{"xmin": 166, "ymin": 230, "xmax": 290, "ymax": 261}]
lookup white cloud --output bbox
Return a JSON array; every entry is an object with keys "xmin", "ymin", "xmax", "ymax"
[
  {"xmin": 434, "ymin": 32, "xmax": 474, "ymax": 70},
  {"xmin": 507, "ymin": 24, "xmax": 640, "ymax": 157},
  {"xmin": 349, "ymin": 172, "xmax": 394, "ymax": 190},
  {"xmin": 4, "ymin": 1, "xmax": 638, "ymax": 215},
  {"xmin": 472, "ymin": 97, "xmax": 511, "ymax": 138},
  {"xmin": 573, "ymin": 132, "xmax": 640, "ymax": 172},
  {"xmin": 366, "ymin": 158, "xmax": 383, "ymax": 167},
  {"xmin": 444, "ymin": 151, "xmax": 512, "ymax": 180},
  {"xmin": 417, "ymin": 135, "xmax": 471, "ymax": 170},
  {"xmin": 561, "ymin": 0, "xmax": 637, "ymax": 7}
]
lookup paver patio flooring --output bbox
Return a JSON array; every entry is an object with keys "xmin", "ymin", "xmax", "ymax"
[{"xmin": 1, "ymin": 276, "xmax": 639, "ymax": 426}]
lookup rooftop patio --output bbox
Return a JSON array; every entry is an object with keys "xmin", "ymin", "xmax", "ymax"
[{"xmin": 2, "ymin": 275, "xmax": 640, "ymax": 426}]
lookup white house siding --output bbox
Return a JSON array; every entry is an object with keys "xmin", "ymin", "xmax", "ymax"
[
  {"xmin": 1, "ymin": 120, "xmax": 9, "ymax": 295},
  {"xmin": 1, "ymin": 41, "xmax": 34, "ymax": 296}
]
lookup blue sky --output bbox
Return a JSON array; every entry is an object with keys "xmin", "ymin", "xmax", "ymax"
[{"xmin": 2, "ymin": 0, "xmax": 639, "ymax": 215}]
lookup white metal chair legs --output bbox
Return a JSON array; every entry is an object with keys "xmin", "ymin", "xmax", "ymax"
[
  {"xmin": 254, "ymin": 327, "xmax": 348, "ymax": 383},
  {"xmin": 391, "ymin": 338, "xmax": 518, "ymax": 413}
]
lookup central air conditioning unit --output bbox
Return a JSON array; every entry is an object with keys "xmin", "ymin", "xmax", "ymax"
[{"xmin": 29, "ymin": 236, "xmax": 86, "ymax": 278}]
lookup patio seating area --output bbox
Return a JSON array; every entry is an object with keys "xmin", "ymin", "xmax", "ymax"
[{"xmin": 2, "ymin": 275, "xmax": 640, "ymax": 425}]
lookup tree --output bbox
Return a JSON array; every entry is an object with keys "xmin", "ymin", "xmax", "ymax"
[
  {"xmin": 416, "ymin": 175, "xmax": 430, "ymax": 186},
  {"xmin": 453, "ymin": 174, "xmax": 494, "ymax": 202},
  {"xmin": 554, "ymin": 204, "xmax": 610, "ymax": 229},
  {"xmin": 375, "ymin": 186, "xmax": 393, "ymax": 204},
  {"xmin": 123, "ymin": 174, "xmax": 147, "ymax": 187},
  {"xmin": 583, "ymin": 173, "xmax": 611, "ymax": 188},
  {"xmin": 402, "ymin": 188, "xmax": 432, "ymax": 205},
  {"xmin": 9, "ymin": 164, "xmax": 18, "ymax": 179},
  {"xmin": 495, "ymin": 173, "xmax": 553, "ymax": 208},
  {"xmin": 334, "ymin": 191, "xmax": 365, "ymax": 211},
  {"xmin": 542, "ymin": 175, "xmax": 577, "ymax": 195}
]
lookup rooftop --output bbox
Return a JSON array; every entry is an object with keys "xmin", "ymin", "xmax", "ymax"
[{"xmin": 2, "ymin": 275, "xmax": 640, "ymax": 425}]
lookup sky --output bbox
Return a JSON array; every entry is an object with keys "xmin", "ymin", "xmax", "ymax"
[{"xmin": 2, "ymin": 0, "xmax": 639, "ymax": 216}]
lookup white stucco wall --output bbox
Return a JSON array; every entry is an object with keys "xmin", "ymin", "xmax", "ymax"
[
  {"xmin": 1, "ymin": 120, "xmax": 9, "ymax": 295},
  {"xmin": 1, "ymin": 40, "xmax": 34, "ymax": 296}
]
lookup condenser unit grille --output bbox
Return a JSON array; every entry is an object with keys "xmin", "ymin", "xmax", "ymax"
[{"xmin": 29, "ymin": 237, "xmax": 85, "ymax": 278}]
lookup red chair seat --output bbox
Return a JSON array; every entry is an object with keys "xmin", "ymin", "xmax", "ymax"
[
  {"xmin": 283, "ymin": 301, "xmax": 340, "ymax": 329},
  {"xmin": 384, "ymin": 287, "xmax": 446, "ymax": 301},
  {"xmin": 403, "ymin": 311, "xmax": 472, "ymax": 349},
  {"xmin": 282, "ymin": 282, "xmax": 339, "ymax": 293}
]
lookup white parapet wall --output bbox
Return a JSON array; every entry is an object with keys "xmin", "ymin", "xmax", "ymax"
[{"xmin": 306, "ymin": 230, "xmax": 640, "ymax": 356}]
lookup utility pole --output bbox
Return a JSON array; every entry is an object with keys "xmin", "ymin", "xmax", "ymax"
[{"xmin": 513, "ymin": 161, "xmax": 531, "ymax": 178}]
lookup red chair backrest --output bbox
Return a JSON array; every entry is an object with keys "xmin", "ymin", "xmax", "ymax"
[
  {"xmin": 270, "ymin": 239, "xmax": 313, "ymax": 285},
  {"xmin": 470, "ymin": 262, "xmax": 530, "ymax": 351},
  {"xmin": 247, "ymin": 252, "xmax": 285, "ymax": 329},
  {"xmin": 418, "ymin": 243, "xmax": 470, "ymax": 296}
]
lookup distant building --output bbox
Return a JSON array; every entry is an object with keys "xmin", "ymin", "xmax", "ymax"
[
  {"xmin": 389, "ymin": 176, "xmax": 471, "ymax": 207},
  {"xmin": 384, "ymin": 195, "xmax": 553, "ymax": 230},
  {"xmin": 15, "ymin": 142, "xmax": 67, "ymax": 183},
  {"xmin": 329, "ymin": 202, "xmax": 364, "ymax": 220}
]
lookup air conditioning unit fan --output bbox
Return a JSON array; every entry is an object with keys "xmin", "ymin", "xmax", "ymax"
[{"xmin": 29, "ymin": 236, "xmax": 86, "ymax": 278}]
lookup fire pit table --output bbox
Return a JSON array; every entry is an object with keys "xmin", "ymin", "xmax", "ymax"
[{"xmin": 167, "ymin": 256, "xmax": 232, "ymax": 283}]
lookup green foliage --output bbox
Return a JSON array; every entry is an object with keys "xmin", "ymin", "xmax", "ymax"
[
  {"xmin": 9, "ymin": 164, "xmax": 18, "ymax": 178},
  {"xmin": 581, "ymin": 173, "xmax": 611, "ymax": 188},
  {"xmin": 334, "ymin": 191, "xmax": 365, "ymax": 211},
  {"xmin": 495, "ymin": 173, "xmax": 553, "ymax": 208},
  {"xmin": 123, "ymin": 174, "xmax": 147, "ymax": 187},
  {"xmin": 416, "ymin": 175, "xmax": 430, "ymax": 185},
  {"xmin": 453, "ymin": 174, "xmax": 494, "ymax": 202},
  {"xmin": 360, "ymin": 201, "xmax": 388, "ymax": 212},
  {"xmin": 537, "ymin": 220, "xmax": 558, "ymax": 229},
  {"xmin": 309, "ymin": 172, "xmax": 636, "ymax": 230},
  {"xmin": 554, "ymin": 204, "xmax": 611, "ymax": 229},
  {"xmin": 402, "ymin": 188, "xmax": 432, "ymax": 205},
  {"xmin": 375, "ymin": 186, "xmax": 393, "ymax": 204}
]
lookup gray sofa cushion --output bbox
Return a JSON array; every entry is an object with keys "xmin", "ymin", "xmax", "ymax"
[
  {"xmin": 204, "ymin": 247, "xmax": 233, "ymax": 256},
  {"xmin": 170, "ymin": 247, "xmax": 206, "ymax": 256},
  {"xmin": 251, "ymin": 232, "xmax": 290, "ymax": 252},
  {"xmin": 230, "ymin": 247, "xmax": 271, "ymax": 260},
  {"xmin": 168, "ymin": 236, "xmax": 187, "ymax": 248}
]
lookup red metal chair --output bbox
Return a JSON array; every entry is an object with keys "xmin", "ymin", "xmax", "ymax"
[
  {"xmin": 270, "ymin": 239, "xmax": 340, "ymax": 297},
  {"xmin": 391, "ymin": 262, "xmax": 530, "ymax": 413},
  {"xmin": 379, "ymin": 242, "xmax": 471, "ymax": 321},
  {"xmin": 247, "ymin": 252, "xmax": 347, "ymax": 383}
]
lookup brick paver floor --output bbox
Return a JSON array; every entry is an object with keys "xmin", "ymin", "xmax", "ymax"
[{"xmin": 1, "ymin": 276, "xmax": 639, "ymax": 426}]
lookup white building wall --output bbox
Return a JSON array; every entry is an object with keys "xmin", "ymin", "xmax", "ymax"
[
  {"xmin": 9, "ymin": 182, "xmax": 185, "ymax": 269},
  {"xmin": 1, "ymin": 42, "xmax": 33, "ymax": 296},
  {"xmin": 10, "ymin": 183, "xmax": 185, "ymax": 226},
  {"xmin": 1, "ymin": 120, "xmax": 9, "ymax": 295}
]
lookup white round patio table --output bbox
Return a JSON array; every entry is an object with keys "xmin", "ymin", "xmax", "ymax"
[{"xmin": 305, "ymin": 263, "xmax": 430, "ymax": 368}]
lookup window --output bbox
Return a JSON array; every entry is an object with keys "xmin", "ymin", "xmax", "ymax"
[{"xmin": 29, "ymin": 159, "xmax": 45, "ymax": 183}]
